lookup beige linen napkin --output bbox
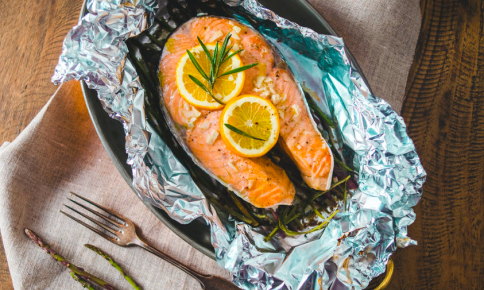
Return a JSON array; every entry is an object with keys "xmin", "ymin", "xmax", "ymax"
[
  {"xmin": 0, "ymin": 1, "xmax": 421, "ymax": 289},
  {"xmin": 0, "ymin": 81, "xmax": 229, "ymax": 289},
  {"xmin": 309, "ymin": 0, "xmax": 421, "ymax": 112}
]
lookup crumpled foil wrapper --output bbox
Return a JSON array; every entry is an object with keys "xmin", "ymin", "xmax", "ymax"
[{"xmin": 52, "ymin": 0, "xmax": 426, "ymax": 289}]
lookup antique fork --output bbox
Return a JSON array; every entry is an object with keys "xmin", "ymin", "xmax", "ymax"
[{"xmin": 60, "ymin": 192, "xmax": 239, "ymax": 290}]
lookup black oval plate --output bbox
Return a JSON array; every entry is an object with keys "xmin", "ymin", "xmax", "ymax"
[{"xmin": 80, "ymin": 0, "xmax": 371, "ymax": 260}]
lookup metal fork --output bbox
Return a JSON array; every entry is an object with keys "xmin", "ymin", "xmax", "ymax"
[{"xmin": 61, "ymin": 192, "xmax": 239, "ymax": 290}]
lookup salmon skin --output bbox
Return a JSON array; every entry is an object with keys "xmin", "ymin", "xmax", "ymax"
[{"xmin": 159, "ymin": 16, "xmax": 333, "ymax": 208}]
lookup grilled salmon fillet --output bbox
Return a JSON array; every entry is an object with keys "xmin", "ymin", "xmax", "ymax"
[
  {"xmin": 267, "ymin": 69, "xmax": 333, "ymax": 190},
  {"xmin": 187, "ymin": 111, "xmax": 295, "ymax": 208},
  {"xmin": 159, "ymin": 16, "xmax": 333, "ymax": 207}
]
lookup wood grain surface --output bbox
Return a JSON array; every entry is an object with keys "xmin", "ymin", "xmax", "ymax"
[
  {"xmin": 0, "ymin": 0, "xmax": 482, "ymax": 289},
  {"xmin": 390, "ymin": 0, "xmax": 484, "ymax": 289},
  {"xmin": 0, "ymin": 0, "xmax": 83, "ymax": 289}
]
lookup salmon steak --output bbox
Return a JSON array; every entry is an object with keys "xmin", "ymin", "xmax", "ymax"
[{"xmin": 159, "ymin": 16, "xmax": 333, "ymax": 208}]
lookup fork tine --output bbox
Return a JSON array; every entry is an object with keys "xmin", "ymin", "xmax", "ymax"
[
  {"xmin": 63, "ymin": 204, "xmax": 119, "ymax": 235},
  {"xmin": 60, "ymin": 210, "xmax": 118, "ymax": 244},
  {"xmin": 69, "ymin": 192, "xmax": 126, "ymax": 223},
  {"xmin": 67, "ymin": 198, "xmax": 124, "ymax": 228}
]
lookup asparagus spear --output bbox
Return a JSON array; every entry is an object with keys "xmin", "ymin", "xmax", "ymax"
[
  {"xmin": 85, "ymin": 244, "xmax": 142, "ymax": 290},
  {"xmin": 153, "ymin": 17, "xmax": 174, "ymax": 32},
  {"xmin": 70, "ymin": 272, "xmax": 95, "ymax": 290},
  {"xmin": 24, "ymin": 229, "xmax": 118, "ymax": 290}
]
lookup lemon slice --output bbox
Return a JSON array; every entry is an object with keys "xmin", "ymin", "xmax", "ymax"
[
  {"xmin": 176, "ymin": 44, "xmax": 245, "ymax": 110},
  {"xmin": 220, "ymin": 95, "xmax": 280, "ymax": 157}
]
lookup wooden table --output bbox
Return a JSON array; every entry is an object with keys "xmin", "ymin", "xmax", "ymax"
[
  {"xmin": 0, "ymin": 0, "xmax": 83, "ymax": 289},
  {"xmin": 0, "ymin": 0, "xmax": 482, "ymax": 289}
]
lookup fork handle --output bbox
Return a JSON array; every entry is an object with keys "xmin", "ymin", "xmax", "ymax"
[{"xmin": 131, "ymin": 238, "xmax": 209, "ymax": 284}]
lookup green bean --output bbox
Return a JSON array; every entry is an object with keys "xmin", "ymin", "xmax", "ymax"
[{"xmin": 228, "ymin": 192, "xmax": 259, "ymax": 226}]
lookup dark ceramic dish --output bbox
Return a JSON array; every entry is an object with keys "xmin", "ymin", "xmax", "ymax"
[{"xmin": 79, "ymin": 0, "xmax": 372, "ymax": 260}]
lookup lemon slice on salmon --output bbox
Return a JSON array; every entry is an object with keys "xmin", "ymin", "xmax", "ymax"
[
  {"xmin": 220, "ymin": 95, "xmax": 280, "ymax": 157},
  {"xmin": 176, "ymin": 44, "xmax": 245, "ymax": 110}
]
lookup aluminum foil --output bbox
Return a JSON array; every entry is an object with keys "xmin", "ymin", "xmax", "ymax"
[{"xmin": 52, "ymin": 0, "xmax": 426, "ymax": 289}]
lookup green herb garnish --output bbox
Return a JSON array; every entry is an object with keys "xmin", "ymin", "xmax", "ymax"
[
  {"xmin": 278, "ymin": 209, "xmax": 339, "ymax": 236},
  {"xmin": 343, "ymin": 178, "xmax": 349, "ymax": 211},
  {"xmin": 187, "ymin": 34, "xmax": 258, "ymax": 105},
  {"xmin": 306, "ymin": 96, "xmax": 335, "ymax": 128},
  {"xmin": 263, "ymin": 175, "xmax": 351, "ymax": 242},
  {"xmin": 228, "ymin": 191, "xmax": 259, "ymax": 226},
  {"xmin": 224, "ymin": 123, "xmax": 267, "ymax": 141}
]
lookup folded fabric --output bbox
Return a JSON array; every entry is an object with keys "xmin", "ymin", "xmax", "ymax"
[
  {"xmin": 308, "ymin": 0, "xmax": 421, "ymax": 112},
  {"xmin": 0, "ymin": 81, "xmax": 228, "ymax": 289}
]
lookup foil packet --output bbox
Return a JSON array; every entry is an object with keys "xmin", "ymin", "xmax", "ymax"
[{"xmin": 52, "ymin": 0, "xmax": 426, "ymax": 289}]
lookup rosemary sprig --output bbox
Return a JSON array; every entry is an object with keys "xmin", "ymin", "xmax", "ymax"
[
  {"xmin": 187, "ymin": 34, "xmax": 258, "ymax": 105},
  {"xmin": 343, "ymin": 179, "xmax": 349, "ymax": 211},
  {"xmin": 186, "ymin": 50, "xmax": 210, "ymax": 80},
  {"xmin": 187, "ymin": 75, "xmax": 225, "ymax": 105},
  {"xmin": 224, "ymin": 124, "xmax": 267, "ymax": 141},
  {"xmin": 218, "ymin": 64, "xmax": 258, "ymax": 78},
  {"xmin": 263, "ymin": 175, "xmax": 351, "ymax": 241}
]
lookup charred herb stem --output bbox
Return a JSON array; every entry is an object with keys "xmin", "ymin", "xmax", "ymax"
[
  {"xmin": 228, "ymin": 191, "xmax": 259, "ymax": 226},
  {"xmin": 279, "ymin": 209, "xmax": 339, "ymax": 236},
  {"xmin": 207, "ymin": 196, "xmax": 255, "ymax": 225}
]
